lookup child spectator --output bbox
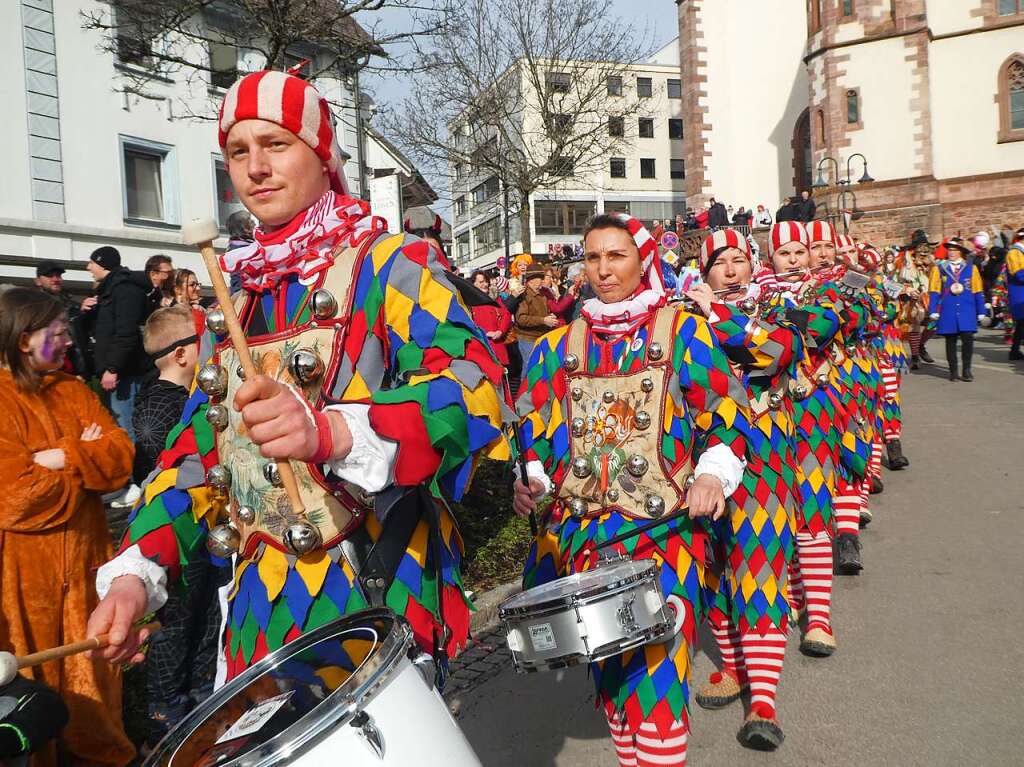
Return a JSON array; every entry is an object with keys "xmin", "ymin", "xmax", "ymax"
[{"xmin": 132, "ymin": 305, "xmax": 226, "ymax": 751}]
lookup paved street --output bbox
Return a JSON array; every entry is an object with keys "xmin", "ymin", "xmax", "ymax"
[{"xmin": 449, "ymin": 329, "xmax": 1024, "ymax": 767}]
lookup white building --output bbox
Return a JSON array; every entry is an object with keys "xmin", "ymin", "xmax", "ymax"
[
  {"xmin": 0, "ymin": 1, "xmax": 383, "ymax": 293},
  {"xmin": 450, "ymin": 39, "xmax": 687, "ymax": 271}
]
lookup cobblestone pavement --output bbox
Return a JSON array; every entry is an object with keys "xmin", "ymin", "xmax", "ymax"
[{"xmin": 444, "ymin": 627, "xmax": 512, "ymax": 710}]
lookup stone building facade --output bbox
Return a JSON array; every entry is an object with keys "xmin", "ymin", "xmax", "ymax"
[{"xmin": 677, "ymin": 0, "xmax": 1024, "ymax": 245}]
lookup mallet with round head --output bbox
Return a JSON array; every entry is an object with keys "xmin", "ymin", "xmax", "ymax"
[
  {"xmin": 181, "ymin": 218, "xmax": 309, "ymax": 522},
  {"xmin": 0, "ymin": 622, "xmax": 161, "ymax": 687}
]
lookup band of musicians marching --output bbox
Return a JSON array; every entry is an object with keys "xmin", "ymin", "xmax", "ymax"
[{"xmin": 4, "ymin": 65, "xmax": 999, "ymax": 767}]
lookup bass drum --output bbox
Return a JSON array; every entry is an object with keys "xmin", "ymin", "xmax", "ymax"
[{"xmin": 143, "ymin": 608, "xmax": 481, "ymax": 767}]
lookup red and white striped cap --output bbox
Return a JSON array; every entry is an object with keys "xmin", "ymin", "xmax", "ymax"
[
  {"xmin": 218, "ymin": 71, "xmax": 349, "ymax": 194},
  {"xmin": 768, "ymin": 222, "xmax": 809, "ymax": 257},
  {"xmin": 806, "ymin": 220, "xmax": 836, "ymax": 245},
  {"xmin": 835, "ymin": 234, "xmax": 856, "ymax": 251},
  {"xmin": 699, "ymin": 228, "xmax": 750, "ymax": 273},
  {"xmin": 856, "ymin": 243, "xmax": 882, "ymax": 272}
]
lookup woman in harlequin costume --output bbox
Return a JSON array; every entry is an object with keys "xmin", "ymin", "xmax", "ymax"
[
  {"xmin": 683, "ymin": 229, "xmax": 802, "ymax": 751},
  {"xmin": 512, "ymin": 213, "xmax": 752, "ymax": 767},
  {"xmin": 895, "ymin": 246, "xmax": 931, "ymax": 369},
  {"xmin": 928, "ymin": 237, "xmax": 987, "ymax": 381},
  {"xmin": 86, "ymin": 71, "xmax": 508, "ymax": 680},
  {"xmin": 753, "ymin": 222, "xmax": 852, "ymax": 657}
]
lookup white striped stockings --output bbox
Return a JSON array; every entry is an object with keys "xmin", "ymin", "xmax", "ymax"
[
  {"xmin": 796, "ymin": 530, "xmax": 834, "ymax": 633},
  {"xmin": 605, "ymin": 709, "xmax": 690, "ymax": 766}
]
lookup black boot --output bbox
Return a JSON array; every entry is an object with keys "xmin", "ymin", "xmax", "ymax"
[
  {"xmin": 910, "ymin": 354, "xmax": 920, "ymax": 370},
  {"xmin": 869, "ymin": 475, "xmax": 883, "ymax": 494},
  {"xmin": 960, "ymin": 333, "xmax": 974, "ymax": 381},
  {"xmin": 835, "ymin": 534, "xmax": 863, "ymax": 575},
  {"xmin": 919, "ymin": 347, "xmax": 935, "ymax": 364},
  {"xmin": 886, "ymin": 439, "xmax": 909, "ymax": 470}
]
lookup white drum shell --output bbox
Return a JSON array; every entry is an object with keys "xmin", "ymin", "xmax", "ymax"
[{"xmin": 295, "ymin": 652, "xmax": 480, "ymax": 766}]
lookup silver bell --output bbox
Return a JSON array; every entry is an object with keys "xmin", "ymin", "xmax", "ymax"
[
  {"xmin": 684, "ymin": 473, "xmax": 696, "ymax": 490},
  {"xmin": 644, "ymin": 494, "xmax": 666, "ymax": 518},
  {"xmin": 310, "ymin": 289, "xmax": 338, "ymax": 320},
  {"xmin": 571, "ymin": 456, "xmax": 592, "ymax": 479},
  {"xmin": 738, "ymin": 297, "xmax": 758, "ymax": 315},
  {"xmin": 634, "ymin": 411, "xmax": 652, "ymax": 430},
  {"xmin": 815, "ymin": 373, "xmax": 829, "ymax": 388},
  {"xmin": 641, "ymin": 377, "xmax": 655, "ymax": 393},
  {"xmin": 768, "ymin": 392, "xmax": 783, "ymax": 410},
  {"xmin": 564, "ymin": 353, "xmax": 579, "ymax": 372},
  {"xmin": 648, "ymin": 342, "xmax": 664, "ymax": 361},
  {"xmin": 283, "ymin": 521, "xmax": 323, "ymax": 556},
  {"xmin": 288, "ymin": 348, "xmax": 325, "ymax": 385},
  {"xmin": 794, "ymin": 385, "xmax": 810, "ymax": 400},
  {"xmin": 262, "ymin": 462, "xmax": 282, "ymax": 487},
  {"xmin": 197, "ymin": 364, "xmax": 228, "ymax": 399},
  {"xmin": 207, "ymin": 524, "xmax": 241, "ymax": 558},
  {"xmin": 205, "ymin": 404, "xmax": 229, "ymax": 431},
  {"xmin": 568, "ymin": 497, "xmax": 588, "ymax": 518},
  {"xmin": 236, "ymin": 364, "xmax": 246, "ymax": 382},
  {"xmin": 205, "ymin": 308, "xmax": 227, "ymax": 336},
  {"xmin": 235, "ymin": 506, "xmax": 257, "ymax": 525},
  {"xmin": 627, "ymin": 454, "xmax": 649, "ymax": 477},
  {"xmin": 605, "ymin": 488, "xmax": 620, "ymax": 503},
  {"xmin": 571, "ymin": 387, "xmax": 583, "ymax": 402},
  {"xmin": 206, "ymin": 464, "xmax": 231, "ymax": 490},
  {"xmin": 571, "ymin": 417, "xmax": 586, "ymax": 437},
  {"xmin": 602, "ymin": 390, "xmax": 616, "ymax": 404}
]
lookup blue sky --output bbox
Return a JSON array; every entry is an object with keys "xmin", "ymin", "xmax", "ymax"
[{"xmin": 359, "ymin": 0, "xmax": 678, "ymax": 214}]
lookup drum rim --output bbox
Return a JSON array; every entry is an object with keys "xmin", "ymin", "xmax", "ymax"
[
  {"xmin": 144, "ymin": 606, "xmax": 414, "ymax": 767},
  {"xmin": 499, "ymin": 559, "xmax": 658, "ymax": 617}
]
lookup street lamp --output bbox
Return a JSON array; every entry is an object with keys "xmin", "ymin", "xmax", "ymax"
[
  {"xmin": 813, "ymin": 156, "xmax": 839, "ymax": 189},
  {"xmin": 812, "ymin": 153, "xmax": 873, "ymax": 233},
  {"xmin": 847, "ymin": 153, "xmax": 873, "ymax": 184}
]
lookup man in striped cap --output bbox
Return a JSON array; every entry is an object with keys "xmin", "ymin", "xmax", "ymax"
[{"xmin": 88, "ymin": 71, "xmax": 508, "ymax": 690}]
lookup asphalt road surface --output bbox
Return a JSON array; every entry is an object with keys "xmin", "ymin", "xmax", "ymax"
[{"xmin": 452, "ymin": 329, "xmax": 1024, "ymax": 767}]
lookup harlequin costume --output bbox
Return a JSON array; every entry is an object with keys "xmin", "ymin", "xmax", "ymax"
[
  {"xmin": 692, "ymin": 229, "xmax": 801, "ymax": 750},
  {"xmin": 0, "ymin": 370, "xmax": 136, "ymax": 767},
  {"xmin": 927, "ymin": 238, "xmax": 986, "ymax": 381},
  {"xmin": 95, "ymin": 71, "xmax": 508, "ymax": 684},
  {"xmin": 1003, "ymin": 239, "xmax": 1024, "ymax": 360},
  {"xmin": 517, "ymin": 215, "xmax": 751, "ymax": 767},
  {"xmin": 895, "ymin": 247, "xmax": 931, "ymax": 369}
]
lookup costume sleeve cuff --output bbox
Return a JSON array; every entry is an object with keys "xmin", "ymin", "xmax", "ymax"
[
  {"xmin": 324, "ymin": 404, "xmax": 398, "ymax": 494},
  {"xmin": 513, "ymin": 459, "xmax": 554, "ymax": 501},
  {"xmin": 694, "ymin": 443, "xmax": 746, "ymax": 499},
  {"xmin": 95, "ymin": 544, "xmax": 168, "ymax": 614}
]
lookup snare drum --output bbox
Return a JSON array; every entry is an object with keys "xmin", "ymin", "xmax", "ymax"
[
  {"xmin": 143, "ymin": 608, "xmax": 481, "ymax": 767},
  {"xmin": 500, "ymin": 558, "xmax": 675, "ymax": 673}
]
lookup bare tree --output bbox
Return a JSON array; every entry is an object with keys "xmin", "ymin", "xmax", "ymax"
[
  {"xmin": 81, "ymin": 0, "xmax": 443, "ymax": 119},
  {"xmin": 380, "ymin": 0, "xmax": 654, "ymax": 254}
]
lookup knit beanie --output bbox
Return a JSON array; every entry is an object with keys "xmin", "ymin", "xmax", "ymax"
[
  {"xmin": 806, "ymin": 220, "xmax": 837, "ymax": 245},
  {"xmin": 768, "ymin": 222, "xmax": 809, "ymax": 257},
  {"xmin": 90, "ymin": 246, "xmax": 121, "ymax": 271},
  {"xmin": 218, "ymin": 71, "xmax": 349, "ymax": 194},
  {"xmin": 699, "ymin": 228, "xmax": 750, "ymax": 274}
]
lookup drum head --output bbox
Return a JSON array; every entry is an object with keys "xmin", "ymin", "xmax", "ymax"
[
  {"xmin": 501, "ymin": 558, "xmax": 656, "ymax": 614},
  {"xmin": 144, "ymin": 608, "xmax": 411, "ymax": 767}
]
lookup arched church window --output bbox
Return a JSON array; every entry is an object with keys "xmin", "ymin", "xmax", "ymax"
[{"xmin": 998, "ymin": 56, "xmax": 1024, "ymax": 142}]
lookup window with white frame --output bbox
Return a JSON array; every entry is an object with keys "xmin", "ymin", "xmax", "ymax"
[
  {"xmin": 213, "ymin": 156, "xmax": 245, "ymax": 230},
  {"xmin": 120, "ymin": 136, "xmax": 178, "ymax": 226},
  {"xmin": 114, "ymin": 8, "xmax": 155, "ymax": 68},
  {"xmin": 209, "ymin": 40, "xmax": 238, "ymax": 90}
]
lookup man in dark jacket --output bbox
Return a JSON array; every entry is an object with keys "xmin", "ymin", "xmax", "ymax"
[
  {"xmin": 139, "ymin": 254, "xmax": 174, "ymax": 317},
  {"xmin": 776, "ymin": 197, "xmax": 797, "ymax": 222},
  {"xmin": 84, "ymin": 246, "xmax": 148, "ymax": 440},
  {"xmin": 34, "ymin": 260, "xmax": 90, "ymax": 377},
  {"xmin": 707, "ymin": 197, "xmax": 729, "ymax": 229},
  {"xmin": 799, "ymin": 190, "xmax": 817, "ymax": 222}
]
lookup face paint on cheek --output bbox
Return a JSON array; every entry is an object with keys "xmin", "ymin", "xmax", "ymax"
[{"xmin": 39, "ymin": 322, "xmax": 64, "ymax": 364}]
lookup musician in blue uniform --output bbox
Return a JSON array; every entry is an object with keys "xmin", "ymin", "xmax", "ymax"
[{"xmin": 927, "ymin": 238, "xmax": 986, "ymax": 381}]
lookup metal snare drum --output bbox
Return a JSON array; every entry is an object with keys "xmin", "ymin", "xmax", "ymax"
[
  {"xmin": 499, "ymin": 558, "xmax": 674, "ymax": 673},
  {"xmin": 143, "ymin": 608, "xmax": 481, "ymax": 767}
]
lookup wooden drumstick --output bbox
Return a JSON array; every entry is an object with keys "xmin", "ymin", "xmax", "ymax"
[
  {"xmin": 182, "ymin": 218, "xmax": 307, "ymax": 517},
  {"xmin": 0, "ymin": 622, "xmax": 162, "ymax": 686}
]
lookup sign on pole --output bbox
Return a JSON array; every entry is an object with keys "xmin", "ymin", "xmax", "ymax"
[{"xmin": 368, "ymin": 174, "xmax": 403, "ymax": 234}]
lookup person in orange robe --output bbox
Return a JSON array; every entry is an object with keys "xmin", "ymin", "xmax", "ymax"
[{"xmin": 0, "ymin": 287, "xmax": 136, "ymax": 767}]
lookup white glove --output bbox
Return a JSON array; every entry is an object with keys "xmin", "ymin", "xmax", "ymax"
[
  {"xmin": 977, "ymin": 314, "xmax": 986, "ymax": 322},
  {"xmin": 929, "ymin": 313, "xmax": 940, "ymax": 320}
]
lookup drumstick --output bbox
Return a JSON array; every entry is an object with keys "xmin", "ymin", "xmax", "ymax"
[
  {"xmin": 182, "ymin": 218, "xmax": 306, "ymax": 517},
  {"xmin": 592, "ymin": 505, "xmax": 691, "ymax": 552},
  {"xmin": 0, "ymin": 622, "xmax": 161, "ymax": 686},
  {"xmin": 503, "ymin": 373, "xmax": 538, "ymax": 536}
]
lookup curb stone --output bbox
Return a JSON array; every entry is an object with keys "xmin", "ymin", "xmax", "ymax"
[{"xmin": 468, "ymin": 579, "xmax": 520, "ymax": 636}]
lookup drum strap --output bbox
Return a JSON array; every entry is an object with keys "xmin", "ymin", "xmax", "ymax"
[{"xmin": 341, "ymin": 488, "xmax": 427, "ymax": 607}]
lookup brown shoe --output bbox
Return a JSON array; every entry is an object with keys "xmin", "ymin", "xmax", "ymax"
[
  {"xmin": 695, "ymin": 671, "xmax": 746, "ymax": 709},
  {"xmin": 799, "ymin": 625, "xmax": 836, "ymax": 657}
]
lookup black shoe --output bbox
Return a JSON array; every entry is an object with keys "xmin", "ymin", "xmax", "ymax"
[
  {"xmin": 920, "ymin": 348, "xmax": 935, "ymax": 364},
  {"xmin": 1010, "ymin": 350, "xmax": 1024, "ymax": 361},
  {"xmin": 737, "ymin": 717, "xmax": 785, "ymax": 751},
  {"xmin": 910, "ymin": 355, "xmax": 920, "ymax": 370},
  {"xmin": 869, "ymin": 475, "xmax": 883, "ymax": 494},
  {"xmin": 835, "ymin": 534, "xmax": 863, "ymax": 575},
  {"xmin": 949, "ymin": 369, "xmax": 957, "ymax": 381},
  {"xmin": 960, "ymin": 370, "xmax": 973, "ymax": 382},
  {"xmin": 886, "ymin": 439, "xmax": 909, "ymax": 470}
]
